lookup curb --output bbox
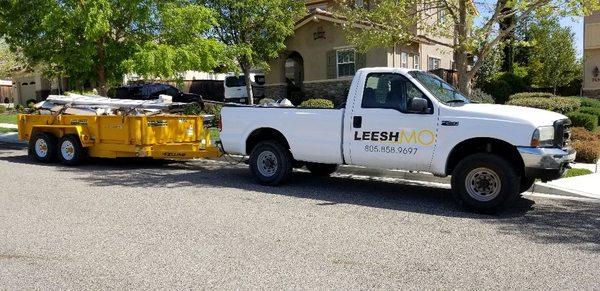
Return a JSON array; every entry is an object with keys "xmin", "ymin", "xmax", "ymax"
[{"xmin": 0, "ymin": 132, "xmax": 23, "ymax": 144}]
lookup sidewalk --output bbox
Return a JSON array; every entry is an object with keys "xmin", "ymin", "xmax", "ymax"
[
  {"xmin": 0, "ymin": 132, "xmax": 21, "ymax": 144},
  {"xmin": 533, "ymin": 173, "xmax": 600, "ymax": 200},
  {"xmin": 0, "ymin": 123, "xmax": 17, "ymax": 129}
]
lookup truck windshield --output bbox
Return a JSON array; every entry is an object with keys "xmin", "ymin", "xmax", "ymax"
[{"xmin": 408, "ymin": 71, "xmax": 470, "ymax": 104}]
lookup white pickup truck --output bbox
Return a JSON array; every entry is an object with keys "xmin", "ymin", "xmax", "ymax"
[{"xmin": 220, "ymin": 68, "xmax": 575, "ymax": 212}]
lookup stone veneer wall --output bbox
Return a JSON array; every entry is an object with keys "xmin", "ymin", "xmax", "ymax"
[
  {"xmin": 303, "ymin": 79, "xmax": 353, "ymax": 107},
  {"xmin": 265, "ymin": 79, "xmax": 353, "ymax": 106},
  {"xmin": 583, "ymin": 89, "xmax": 600, "ymax": 99}
]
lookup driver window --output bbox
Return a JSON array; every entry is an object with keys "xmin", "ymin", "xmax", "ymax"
[{"xmin": 361, "ymin": 73, "xmax": 430, "ymax": 113}]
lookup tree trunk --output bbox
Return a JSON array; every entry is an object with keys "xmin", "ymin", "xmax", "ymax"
[
  {"xmin": 499, "ymin": 0, "xmax": 515, "ymax": 73},
  {"xmin": 96, "ymin": 41, "xmax": 108, "ymax": 97},
  {"xmin": 241, "ymin": 61, "xmax": 254, "ymax": 105},
  {"xmin": 454, "ymin": 0, "xmax": 472, "ymax": 96}
]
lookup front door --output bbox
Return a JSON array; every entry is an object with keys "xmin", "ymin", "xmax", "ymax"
[{"xmin": 346, "ymin": 73, "xmax": 438, "ymax": 171}]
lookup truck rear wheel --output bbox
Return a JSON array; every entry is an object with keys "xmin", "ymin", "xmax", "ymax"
[
  {"xmin": 29, "ymin": 132, "xmax": 57, "ymax": 163},
  {"xmin": 58, "ymin": 135, "xmax": 86, "ymax": 166},
  {"xmin": 249, "ymin": 140, "xmax": 293, "ymax": 186},
  {"xmin": 306, "ymin": 163, "xmax": 338, "ymax": 177},
  {"xmin": 451, "ymin": 153, "xmax": 519, "ymax": 213}
]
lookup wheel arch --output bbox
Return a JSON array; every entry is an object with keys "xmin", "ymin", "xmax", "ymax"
[
  {"xmin": 445, "ymin": 137, "xmax": 524, "ymax": 176},
  {"xmin": 245, "ymin": 127, "xmax": 291, "ymax": 156}
]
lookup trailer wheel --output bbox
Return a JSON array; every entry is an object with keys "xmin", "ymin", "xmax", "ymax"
[
  {"xmin": 451, "ymin": 153, "xmax": 519, "ymax": 213},
  {"xmin": 249, "ymin": 140, "xmax": 293, "ymax": 186},
  {"xmin": 58, "ymin": 135, "xmax": 86, "ymax": 166},
  {"xmin": 306, "ymin": 163, "xmax": 338, "ymax": 177},
  {"xmin": 29, "ymin": 132, "xmax": 57, "ymax": 163}
]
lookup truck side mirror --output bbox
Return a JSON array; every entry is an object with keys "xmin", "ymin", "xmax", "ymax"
[{"xmin": 408, "ymin": 97, "xmax": 428, "ymax": 113}]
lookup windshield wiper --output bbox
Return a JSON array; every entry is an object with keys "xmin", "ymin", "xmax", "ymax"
[{"xmin": 445, "ymin": 99, "xmax": 467, "ymax": 104}]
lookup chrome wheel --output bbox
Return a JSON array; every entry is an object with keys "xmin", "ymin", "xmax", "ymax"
[
  {"xmin": 60, "ymin": 140, "xmax": 75, "ymax": 161},
  {"xmin": 35, "ymin": 138, "xmax": 48, "ymax": 158},
  {"xmin": 465, "ymin": 167, "xmax": 502, "ymax": 202},
  {"xmin": 257, "ymin": 150, "xmax": 278, "ymax": 177}
]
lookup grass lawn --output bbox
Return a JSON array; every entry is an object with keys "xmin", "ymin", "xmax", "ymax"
[
  {"xmin": 0, "ymin": 114, "xmax": 18, "ymax": 124},
  {"xmin": 0, "ymin": 127, "xmax": 17, "ymax": 133},
  {"xmin": 564, "ymin": 168, "xmax": 593, "ymax": 178}
]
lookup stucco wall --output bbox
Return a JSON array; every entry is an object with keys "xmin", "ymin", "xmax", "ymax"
[
  {"xmin": 584, "ymin": 12, "xmax": 600, "ymax": 95},
  {"xmin": 266, "ymin": 20, "xmax": 390, "ymax": 86}
]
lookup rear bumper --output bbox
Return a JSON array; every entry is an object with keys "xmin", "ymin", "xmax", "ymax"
[{"xmin": 518, "ymin": 147, "xmax": 576, "ymax": 181}]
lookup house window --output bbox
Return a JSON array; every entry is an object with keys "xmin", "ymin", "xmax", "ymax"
[
  {"xmin": 438, "ymin": 8, "xmax": 446, "ymax": 23},
  {"xmin": 413, "ymin": 54, "xmax": 420, "ymax": 69},
  {"xmin": 428, "ymin": 57, "xmax": 441, "ymax": 70},
  {"xmin": 337, "ymin": 49, "xmax": 356, "ymax": 77},
  {"xmin": 400, "ymin": 52, "xmax": 408, "ymax": 68}
]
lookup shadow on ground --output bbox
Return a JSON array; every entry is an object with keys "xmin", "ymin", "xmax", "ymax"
[{"xmin": 1, "ymin": 148, "xmax": 599, "ymax": 252}]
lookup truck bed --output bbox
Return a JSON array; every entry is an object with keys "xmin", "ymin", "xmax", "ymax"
[{"xmin": 220, "ymin": 106, "xmax": 345, "ymax": 164}]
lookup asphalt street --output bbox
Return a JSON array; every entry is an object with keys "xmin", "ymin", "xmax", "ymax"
[{"xmin": 1, "ymin": 142, "xmax": 599, "ymax": 289}]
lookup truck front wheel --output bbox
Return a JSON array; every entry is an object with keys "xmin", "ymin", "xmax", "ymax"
[
  {"xmin": 306, "ymin": 163, "xmax": 338, "ymax": 177},
  {"xmin": 451, "ymin": 153, "xmax": 520, "ymax": 213},
  {"xmin": 249, "ymin": 140, "xmax": 293, "ymax": 186}
]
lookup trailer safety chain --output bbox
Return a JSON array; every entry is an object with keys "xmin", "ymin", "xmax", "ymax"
[{"xmin": 217, "ymin": 142, "xmax": 246, "ymax": 165}]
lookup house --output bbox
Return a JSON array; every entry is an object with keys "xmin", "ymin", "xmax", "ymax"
[
  {"xmin": 12, "ymin": 74, "xmax": 69, "ymax": 105},
  {"xmin": 264, "ymin": 0, "xmax": 456, "ymax": 102},
  {"xmin": 584, "ymin": 11, "xmax": 600, "ymax": 98}
]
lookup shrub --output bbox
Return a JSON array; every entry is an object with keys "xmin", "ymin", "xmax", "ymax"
[
  {"xmin": 576, "ymin": 97, "xmax": 600, "ymax": 108},
  {"xmin": 566, "ymin": 112, "xmax": 598, "ymax": 131},
  {"xmin": 482, "ymin": 72, "xmax": 529, "ymax": 104},
  {"xmin": 571, "ymin": 127, "xmax": 600, "ymax": 142},
  {"xmin": 482, "ymin": 79, "xmax": 512, "ymax": 104},
  {"xmin": 15, "ymin": 104, "xmax": 25, "ymax": 113},
  {"xmin": 299, "ymin": 98, "xmax": 334, "ymax": 108},
  {"xmin": 508, "ymin": 92, "xmax": 555, "ymax": 100},
  {"xmin": 469, "ymin": 88, "xmax": 494, "ymax": 104},
  {"xmin": 258, "ymin": 98, "xmax": 275, "ymax": 105},
  {"xmin": 572, "ymin": 140, "xmax": 600, "ymax": 164},
  {"xmin": 579, "ymin": 107, "xmax": 600, "ymax": 124},
  {"xmin": 0, "ymin": 106, "xmax": 5, "ymax": 114},
  {"xmin": 564, "ymin": 168, "xmax": 593, "ymax": 178},
  {"xmin": 506, "ymin": 97, "xmax": 581, "ymax": 114}
]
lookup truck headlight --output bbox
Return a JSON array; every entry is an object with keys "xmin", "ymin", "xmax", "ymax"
[{"xmin": 531, "ymin": 126, "xmax": 554, "ymax": 147}]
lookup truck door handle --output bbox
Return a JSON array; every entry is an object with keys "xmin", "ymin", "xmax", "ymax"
[{"xmin": 353, "ymin": 116, "xmax": 362, "ymax": 128}]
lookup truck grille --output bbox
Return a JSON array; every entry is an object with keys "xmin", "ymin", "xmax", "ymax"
[{"xmin": 553, "ymin": 119, "xmax": 571, "ymax": 148}]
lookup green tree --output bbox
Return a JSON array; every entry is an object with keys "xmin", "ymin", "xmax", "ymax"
[
  {"xmin": 528, "ymin": 17, "xmax": 579, "ymax": 94},
  {"xmin": 0, "ymin": 38, "xmax": 23, "ymax": 78},
  {"xmin": 128, "ymin": 3, "xmax": 226, "ymax": 80},
  {"xmin": 337, "ymin": 0, "xmax": 600, "ymax": 96},
  {"xmin": 200, "ymin": 0, "xmax": 304, "ymax": 104},
  {"xmin": 0, "ymin": 0, "xmax": 157, "ymax": 95}
]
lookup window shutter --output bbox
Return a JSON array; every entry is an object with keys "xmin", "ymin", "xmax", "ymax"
[
  {"xmin": 355, "ymin": 52, "xmax": 367, "ymax": 71},
  {"xmin": 327, "ymin": 50, "xmax": 337, "ymax": 79}
]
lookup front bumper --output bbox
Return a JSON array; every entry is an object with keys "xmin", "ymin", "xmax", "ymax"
[{"xmin": 518, "ymin": 147, "xmax": 576, "ymax": 181}]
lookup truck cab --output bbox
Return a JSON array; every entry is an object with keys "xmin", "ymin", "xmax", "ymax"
[{"xmin": 220, "ymin": 67, "xmax": 575, "ymax": 212}]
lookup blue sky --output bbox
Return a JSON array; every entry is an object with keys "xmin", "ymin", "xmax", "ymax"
[{"xmin": 561, "ymin": 17, "xmax": 584, "ymax": 57}]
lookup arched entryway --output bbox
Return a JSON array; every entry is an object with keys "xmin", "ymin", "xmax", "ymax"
[{"xmin": 284, "ymin": 51, "xmax": 304, "ymax": 104}]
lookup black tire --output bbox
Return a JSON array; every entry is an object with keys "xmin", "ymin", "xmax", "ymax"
[
  {"xmin": 28, "ymin": 132, "xmax": 57, "ymax": 163},
  {"xmin": 306, "ymin": 162, "xmax": 338, "ymax": 177},
  {"xmin": 520, "ymin": 177, "xmax": 535, "ymax": 194},
  {"xmin": 57, "ymin": 135, "xmax": 87, "ymax": 166},
  {"xmin": 249, "ymin": 140, "xmax": 293, "ymax": 186},
  {"xmin": 451, "ymin": 153, "xmax": 520, "ymax": 213}
]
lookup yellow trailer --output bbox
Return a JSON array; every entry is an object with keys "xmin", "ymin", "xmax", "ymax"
[{"xmin": 18, "ymin": 113, "xmax": 222, "ymax": 165}]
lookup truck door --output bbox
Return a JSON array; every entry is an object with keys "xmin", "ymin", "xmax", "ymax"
[{"xmin": 345, "ymin": 73, "xmax": 438, "ymax": 171}]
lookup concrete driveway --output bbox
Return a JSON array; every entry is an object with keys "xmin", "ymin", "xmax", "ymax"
[{"xmin": 1, "ymin": 142, "xmax": 599, "ymax": 289}]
